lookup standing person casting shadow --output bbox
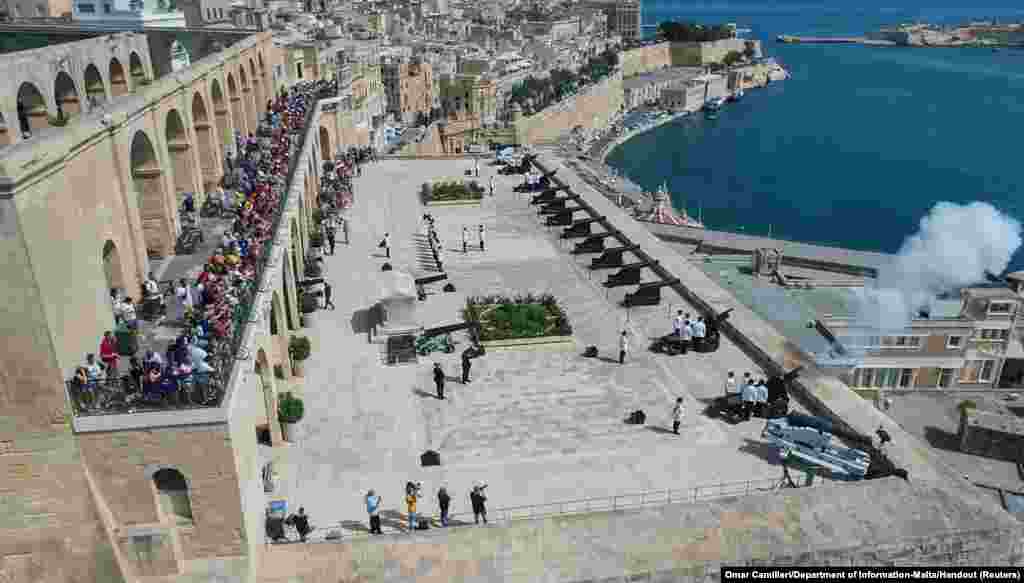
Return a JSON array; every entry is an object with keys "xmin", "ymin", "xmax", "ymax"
[
  {"xmin": 433, "ymin": 362, "xmax": 445, "ymax": 399},
  {"xmin": 461, "ymin": 351, "xmax": 472, "ymax": 384}
]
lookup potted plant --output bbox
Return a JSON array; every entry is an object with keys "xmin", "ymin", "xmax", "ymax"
[
  {"xmin": 289, "ymin": 335, "xmax": 311, "ymax": 377},
  {"xmin": 278, "ymin": 392, "xmax": 305, "ymax": 442}
]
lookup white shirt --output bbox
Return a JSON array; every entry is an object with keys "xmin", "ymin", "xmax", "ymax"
[
  {"xmin": 693, "ymin": 321, "xmax": 706, "ymax": 338},
  {"xmin": 384, "ymin": 234, "xmax": 391, "ymax": 247},
  {"xmin": 462, "ymin": 230, "xmax": 469, "ymax": 243},
  {"xmin": 680, "ymin": 324, "xmax": 693, "ymax": 341},
  {"xmin": 725, "ymin": 376, "xmax": 737, "ymax": 395},
  {"xmin": 619, "ymin": 335, "xmax": 629, "ymax": 353},
  {"xmin": 741, "ymin": 383, "xmax": 758, "ymax": 403},
  {"xmin": 144, "ymin": 279, "xmax": 159, "ymax": 296},
  {"xmin": 673, "ymin": 315, "xmax": 684, "ymax": 332},
  {"xmin": 478, "ymin": 228, "xmax": 485, "ymax": 242},
  {"xmin": 672, "ymin": 402, "xmax": 685, "ymax": 421}
]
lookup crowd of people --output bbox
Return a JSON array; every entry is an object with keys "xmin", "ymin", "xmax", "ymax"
[{"xmin": 72, "ymin": 81, "xmax": 332, "ymax": 414}]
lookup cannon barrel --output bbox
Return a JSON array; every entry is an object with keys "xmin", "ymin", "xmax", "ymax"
[
  {"xmin": 637, "ymin": 278, "xmax": 680, "ymax": 289},
  {"xmin": 782, "ymin": 366, "xmax": 804, "ymax": 383},
  {"xmin": 615, "ymin": 260, "xmax": 657, "ymax": 271},
  {"xmin": 545, "ymin": 211, "xmax": 573, "ymax": 226},
  {"xmin": 530, "ymin": 191, "xmax": 558, "ymax": 205},
  {"xmin": 601, "ymin": 244, "xmax": 639, "ymax": 255},
  {"xmin": 571, "ymin": 216, "xmax": 605, "ymax": 227},
  {"xmin": 414, "ymin": 273, "xmax": 449, "ymax": 286},
  {"xmin": 715, "ymin": 307, "xmax": 734, "ymax": 323},
  {"xmin": 298, "ymin": 278, "xmax": 324, "ymax": 288},
  {"xmin": 540, "ymin": 200, "xmax": 568, "ymax": 214},
  {"xmin": 582, "ymin": 231, "xmax": 618, "ymax": 241},
  {"xmin": 590, "ymin": 245, "xmax": 639, "ymax": 269},
  {"xmin": 422, "ymin": 321, "xmax": 480, "ymax": 338}
]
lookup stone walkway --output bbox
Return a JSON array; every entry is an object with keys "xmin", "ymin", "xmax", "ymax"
[{"xmin": 267, "ymin": 159, "xmax": 798, "ymax": 537}]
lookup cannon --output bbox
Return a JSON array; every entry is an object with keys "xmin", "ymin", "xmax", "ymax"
[
  {"xmin": 539, "ymin": 199, "xmax": 568, "ymax": 214},
  {"xmin": 414, "ymin": 273, "xmax": 449, "ymax": 301},
  {"xmin": 572, "ymin": 232, "xmax": 619, "ymax": 255},
  {"xmin": 591, "ymin": 245, "xmax": 639, "ymax": 269},
  {"xmin": 531, "ymin": 190, "xmax": 558, "ymax": 205},
  {"xmin": 762, "ymin": 411, "xmax": 872, "ymax": 480},
  {"xmin": 706, "ymin": 367, "xmax": 801, "ymax": 422},
  {"xmin": 416, "ymin": 321, "xmax": 482, "ymax": 355},
  {"xmin": 545, "ymin": 206, "xmax": 586, "ymax": 226},
  {"xmin": 623, "ymin": 278, "xmax": 679, "ymax": 307},
  {"xmin": 604, "ymin": 261, "xmax": 657, "ymax": 288},
  {"xmin": 561, "ymin": 216, "xmax": 606, "ymax": 239},
  {"xmin": 696, "ymin": 308, "xmax": 733, "ymax": 353}
]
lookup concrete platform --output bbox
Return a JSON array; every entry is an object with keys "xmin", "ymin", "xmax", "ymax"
[{"xmin": 268, "ymin": 159, "xmax": 803, "ymax": 537}]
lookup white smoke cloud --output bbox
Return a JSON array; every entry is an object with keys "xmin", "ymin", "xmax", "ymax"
[{"xmin": 855, "ymin": 201, "xmax": 1023, "ymax": 332}]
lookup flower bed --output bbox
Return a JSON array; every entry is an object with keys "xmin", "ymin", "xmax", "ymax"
[
  {"xmin": 463, "ymin": 293, "xmax": 572, "ymax": 342},
  {"xmin": 421, "ymin": 180, "xmax": 484, "ymax": 204}
]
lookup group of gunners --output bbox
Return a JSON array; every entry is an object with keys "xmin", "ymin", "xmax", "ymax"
[{"xmin": 725, "ymin": 371, "xmax": 772, "ymax": 421}]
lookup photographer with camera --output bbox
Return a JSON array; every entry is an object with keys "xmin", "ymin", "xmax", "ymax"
[{"xmin": 470, "ymin": 482, "xmax": 488, "ymax": 525}]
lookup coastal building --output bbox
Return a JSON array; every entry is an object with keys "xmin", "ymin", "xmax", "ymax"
[
  {"xmin": 521, "ymin": 15, "xmax": 583, "ymax": 41},
  {"xmin": 2, "ymin": 0, "xmax": 71, "ymax": 17},
  {"xmin": 72, "ymin": 0, "xmax": 187, "ymax": 28},
  {"xmin": 822, "ymin": 279, "xmax": 1024, "ymax": 391},
  {"xmin": 622, "ymin": 67, "xmax": 703, "ymax": 109},
  {"xmin": 657, "ymin": 72, "xmax": 726, "ymax": 111},
  {"xmin": 177, "ymin": 0, "xmax": 237, "ymax": 26},
  {"xmin": 382, "ymin": 57, "xmax": 434, "ymax": 125}
]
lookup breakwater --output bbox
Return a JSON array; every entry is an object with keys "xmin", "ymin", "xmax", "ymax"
[{"xmin": 777, "ymin": 35, "xmax": 896, "ymax": 45}]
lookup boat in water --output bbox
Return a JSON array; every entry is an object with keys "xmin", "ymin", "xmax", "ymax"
[{"xmin": 703, "ymin": 97, "xmax": 724, "ymax": 118}]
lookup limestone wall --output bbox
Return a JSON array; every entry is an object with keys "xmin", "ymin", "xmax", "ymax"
[
  {"xmin": 253, "ymin": 479, "xmax": 1022, "ymax": 582},
  {"xmin": 621, "ymin": 42, "xmax": 673, "ymax": 77},
  {"xmin": 514, "ymin": 72, "xmax": 624, "ymax": 145}
]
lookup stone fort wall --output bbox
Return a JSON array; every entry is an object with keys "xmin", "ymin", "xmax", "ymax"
[{"xmin": 513, "ymin": 72, "xmax": 624, "ymax": 145}]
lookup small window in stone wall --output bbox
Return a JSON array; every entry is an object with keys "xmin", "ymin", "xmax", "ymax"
[{"xmin": 153, "ymin": 468, "xmax": 193, "ymax": 525}]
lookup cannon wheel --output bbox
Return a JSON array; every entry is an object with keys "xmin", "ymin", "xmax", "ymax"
[{"xmin": 444, "ymin": 344, "xmax": 455, "ymax": 354}]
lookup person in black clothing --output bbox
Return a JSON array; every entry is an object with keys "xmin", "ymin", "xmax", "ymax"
[
  {"xmin": 323, "ymin": 282, "xmax": 335, "ymax": 310},
  {"xmin": 438, "ymin": 486, "xmax": 451, "ymax": 527},
  {"xmin": 287, "ymin": 507, "xmax": 312, "ymax": 542},
  {"xmin": 433, "ymin": 362, "xmax": 445, "ymax": 399},
  {"xmin": 470, "ymin": 484, "xmax": 488, "ymax": 524},
  {"xmin": 461, "ymin": 353, "xmax": 471, "ymax": 384},
  {"xmin": 327, "ymin": 228, "xmax": 336, "ymax": 255}
]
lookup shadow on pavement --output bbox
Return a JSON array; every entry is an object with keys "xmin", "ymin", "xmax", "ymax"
[
  {"xmin": 923, "ymin": 426, "xmax": 963, "ymax": 452},
  {"xmin": 645, "ymin": 425, "xmax": 677, "ymax": 435},
  {"xmin": 738, "ymin": 437, "xmax": 781, "ymax": 465}
]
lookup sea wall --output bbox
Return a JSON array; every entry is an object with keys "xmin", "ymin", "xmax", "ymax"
[{"xmin": 513, "ymin": 71, "xmax": 624, "ymax": 145}]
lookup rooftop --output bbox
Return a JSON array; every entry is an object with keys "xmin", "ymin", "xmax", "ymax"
[{"xmin": 622, "ymin": 66, "xmax": 703, "ymax": 90}]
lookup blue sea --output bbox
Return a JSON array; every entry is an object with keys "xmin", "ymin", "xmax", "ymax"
[{"xmin": 606, "ymin": 1, "xmax": 1024, "ymax": 268}]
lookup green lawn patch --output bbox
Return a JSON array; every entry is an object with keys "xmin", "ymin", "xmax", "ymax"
[{"xmin": 463, "ymin": 293, "xmax": 573, "ymax": 341}]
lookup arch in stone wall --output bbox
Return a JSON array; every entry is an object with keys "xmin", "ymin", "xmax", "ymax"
[
  {"xmin": 226, "ymin": 72, "xmax": 245, "ymax": 137},
  {"xmin": 130, "ymin": 130, "xmax": 174, "ymax": 258},
  {"xmin": 109, "ymin": 57, "xmax": 128, "ymax": 97},
  {"xmin": 17, "ymin": 82, "xmax": 49, "ymax": 133},
  {"xmin": 102, "ymin": 239, "xmax": 126, "ymax": 293},
  {"xmin": 83, "ymin": 63, "xmax": 107, "ymax": 107},
  {"xmin": 238, "ymin": 65, "xmax": 255, "ymax": 136},
  {"xmin": 151, "ymin": 468, "xmax": 193, "ymax": 525},
  {"xmin": 319, "ymin": 126, "xmax": 331, "ymax": 167},
  {"xmin": 192, "ymin": 91, "xmax": 219, "ymax": 193},
  {"xmin": 250, "ymin": 58, "xmax": 265, "ymax": 119},
  {"xmin": 165, "ymin": 109, "xmax": 197, "ymax": 197},
  {"xmin": 53, "ymin": 71, "xmax": 80, "ymax": 120},
  {"xmin": 129, "ymin": 51, "xmax": 147, "ymax": 85},
  {"xmin": 282, "ymin": 253, "xmax": 297, "ymax": 330},
  {"xmin": 210, "ymin": 78, "xmax": 232, "ymax": 151}
]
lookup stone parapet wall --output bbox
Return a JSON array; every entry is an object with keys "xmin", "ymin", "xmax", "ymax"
[
  {"xmin": 254, "ymin": 479, "xmax": 1023, "ymax": 582},
  {"xmin": 621, "ymin": 42, "xmax": 673, "ymax": 77},
  {"xmin": 514, "ymin": 72, "xmax": 624, "ymax": 145}
]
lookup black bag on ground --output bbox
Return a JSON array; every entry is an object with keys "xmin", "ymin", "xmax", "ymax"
[
  {"xmin": 584, "ymin": 346, "xmax": 598, "ymax": 358},
  {"xmin": 416, "ymin": 522, "xmax": 430, "ymax": 530},
  {"xmin": 378, "ymin": 239, "xmax": 385, "ymax": 248},
  {"xmin": 627, "ymin": 410, "xmax": 646, "ymax": 425}
]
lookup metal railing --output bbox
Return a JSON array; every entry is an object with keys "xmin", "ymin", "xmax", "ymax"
[
  {"xmin": 64, "ymin": 372, "xmax": 222, "ymax": 416},
  {"xmin": 67, "ymin": 85, "xmax": 323, "ymax": 418},
  {"xmin": 268, "ymin": 475, "xmax": 807, "ymax": 545}
]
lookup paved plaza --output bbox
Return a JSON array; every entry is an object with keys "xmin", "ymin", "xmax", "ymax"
[{"xmin": 266, "ymin": 158, "xmax": 801, "ymax": 536}]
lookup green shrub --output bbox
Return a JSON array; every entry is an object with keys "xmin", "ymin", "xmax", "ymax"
[
  {"xmin": 48, "ymin": 115, "xmax": 69, "ymax": 127},
  {"xmin": 289, "ymin": 336, "xmax": 312, "ymax": 361},
  {"xmin": 312, "ymin": 209, "xmax": 323, "ymax": 224},
  {"xmin": 958, "ymin": 400, "xmax": 978, "ymax": 413},
  {"xmin": 278, "ymin": 392, "xmax": 305, "ymax": 424},
  {"xmin": 274, "ymin": 364, "xmax": 286, "ymax": 379},
  {"xmin": 428, "ymin": 181, "xmax": 484, "ymax": 202},
  {"xmin": 463, "ymin": 293, "xmax": 573, "ymax": 340}
]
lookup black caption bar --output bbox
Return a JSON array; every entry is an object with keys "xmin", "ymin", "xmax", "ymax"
[{"xmin": 721, "ymin": 568, "xmax": 1024, "ymax": 582}]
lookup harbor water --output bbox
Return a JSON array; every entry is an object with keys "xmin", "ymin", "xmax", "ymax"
[{"xmin": 607, "ymin": 0, "xmax": 1024, "ymax": 269}]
